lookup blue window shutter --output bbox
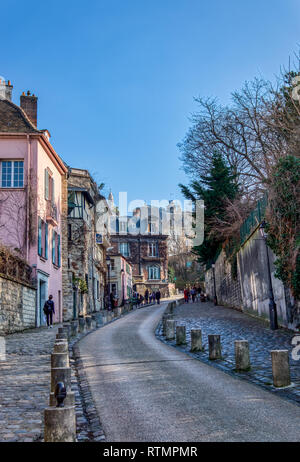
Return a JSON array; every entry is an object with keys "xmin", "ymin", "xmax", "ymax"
[
  {"xmin": 57, "ymin": 234, "xmax": 61, "ymax": 267},
  {"xmin": 38, "ymin": 218, "xmax": 42, "ymax": 256},
  {"xmin": 52, "ymin": 230, "xmax": 56, "ymax": 264},
  {"xmin": 45, "ymin": 223, "xmax": 48, "ymax": 259},
  {"xmin": 45, "ymin": 169, "xmax": 49, "ymax": 200}
]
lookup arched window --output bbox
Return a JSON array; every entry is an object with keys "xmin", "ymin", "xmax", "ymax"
[{"xmin": 148, "ymin": 266, "xmax": 160, "ymax": 280}]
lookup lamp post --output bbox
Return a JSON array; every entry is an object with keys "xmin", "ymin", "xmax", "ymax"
[
  {"xmin": 212, "ymin": 264, "xmax": 218, "ymax": 306},
  {"xmin": 260, "ymin": 221, "xmax": 278, "ymax": 330},
  {"xmin": 106, "ymin": 256, "xmax": 111, "ymax": 310},
  {"xmin": 121, "ymin": 268, "xmax": 125, "ymax": 306}
]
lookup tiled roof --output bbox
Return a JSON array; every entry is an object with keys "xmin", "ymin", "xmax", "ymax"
[{"xmin": 0, "ymin": 99, "xmax": 41, "ymax": 133}]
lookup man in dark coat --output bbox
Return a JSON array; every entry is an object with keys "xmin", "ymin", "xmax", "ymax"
[
  {"xmin": 155, "ymin": 290, "xmax": 161, "ymax": 304},
  {"xmin": 43, "ymin": 295, "xmax": 55, "ymax": 328}
]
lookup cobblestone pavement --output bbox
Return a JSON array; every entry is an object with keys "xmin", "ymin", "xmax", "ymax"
[
  {"xmin": 157, "ymin": 301, "xmax": 300, "ymax": 404},
  {"xmin": 0, "ymin": 326, "xmax": 58, "ymax": 442}
]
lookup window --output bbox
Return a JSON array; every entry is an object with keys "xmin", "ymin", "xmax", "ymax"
[
  {"xmin": 57, "ymin": 234, "xmax": 61, "ymax": 267},
  {"xmin": 1, "ymin": 160, "xmax": 24, "ymax": 188},
  {"xmin": 149, "ymin": 242, "xmax": 158, "ymax": 257},
  {"xmin": 119, "ymin": 220, "xmax": 127, "ymax": 233},
  {"xmin": 110, "ymin": 258, "xmax": 115, "ymax": 271},
  {"xmin": 148, "ymin": 266, "xmax": 160, "ymax": 280},
  {"xmin": 119, "ymin": 242, "xmax": 129, "ymax": 257},
  {"xmin": 45, "ymin": 169, "xmax": 55, "ymax": 202},
  {"xmin": 68, "ymin": 224, "xmax": 72, "ymax": 240},
  {"xmin": 38, "ymin": 218, "xmax": 49, "ymax": 259}
]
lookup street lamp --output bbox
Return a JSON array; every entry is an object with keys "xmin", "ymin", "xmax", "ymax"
[
  {"xmin": 212, "ymin": 263, "xmax": 218, "ymax": 306},
  {"xmin": 121, "ymin": 268, "xmax": 125, "ymax": 306},
  {"xmin": 260, "ymin": 221, "xmax": 278, "ymax": 330},
  {"xmin": 106, "ymin": 255, "xmax": 111, "ymax": 310}
]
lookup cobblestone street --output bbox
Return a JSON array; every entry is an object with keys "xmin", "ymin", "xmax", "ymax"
[
  {"xmin": 0, "ymin": 324, "xmax": 97, "ymax": 442},
  {"xmin": 157, "ymin": 301, "xmax": 300, "ymax": 404}
]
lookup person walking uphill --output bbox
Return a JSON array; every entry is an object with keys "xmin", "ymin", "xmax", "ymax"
[
  {"xmin": 155, "ymin": 289, "xmax": 161, "ymax": 305},
  {"xmin": 43, "ymin": 295, "xmax": 55, "ymax": 328}
]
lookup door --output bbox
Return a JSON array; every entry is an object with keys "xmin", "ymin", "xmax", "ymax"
[{"xmin": 39, "ymin": 280, "xmax": 47, "ymax": 326}]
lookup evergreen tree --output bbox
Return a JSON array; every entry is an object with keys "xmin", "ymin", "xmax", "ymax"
[{"xmin": 179, "ymin": 152, "xmax": 238, "ymax": 267}]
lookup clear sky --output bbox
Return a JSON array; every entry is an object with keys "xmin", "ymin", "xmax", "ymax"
[{"xmin": 1, "ymin": 0, "xmax": 300, "ymax": 206}]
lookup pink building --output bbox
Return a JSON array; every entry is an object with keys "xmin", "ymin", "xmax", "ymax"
[{"xmin": 0, "ymin": 79, "xmax": 67, "ymax": 326}]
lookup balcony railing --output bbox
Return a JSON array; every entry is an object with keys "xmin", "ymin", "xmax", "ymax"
[{"xmin": 46, "ymin": 201, "xmax": 58, "ymax": 225}]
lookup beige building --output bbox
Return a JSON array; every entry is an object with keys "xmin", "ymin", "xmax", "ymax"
[{"xmin": 107, "ymin": 253, "xmax": 133, "ymax": 306}]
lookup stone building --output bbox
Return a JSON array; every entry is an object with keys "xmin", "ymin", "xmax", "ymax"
[
  {"xmin": 62, "ymin": 168, "xmax": 111, "ymax": 320},
  {"xmin": 107, "ymin": 253, "xmax": 133, "ymax": 306},
  {"xmin": 108, "ymin": 204, "xmax": 171, "ymax": 297}
]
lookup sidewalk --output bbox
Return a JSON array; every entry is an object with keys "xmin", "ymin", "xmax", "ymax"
[
  {"xmin": 0, "ymin": 326, "xmax": 58, "ymax": 442},
  {"xmin": 157, "ymin": 301, "xmax": 300, "ymax": 404}
]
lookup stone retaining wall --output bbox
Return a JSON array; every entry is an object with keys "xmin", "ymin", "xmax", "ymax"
[{"xmin": 0, "ymin": 274, "xmax": 36, "ymax": 334}]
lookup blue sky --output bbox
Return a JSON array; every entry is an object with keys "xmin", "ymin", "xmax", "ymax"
[{"xmin": 1, "ymin": 0, "xmax": 300, "ymax": 205}]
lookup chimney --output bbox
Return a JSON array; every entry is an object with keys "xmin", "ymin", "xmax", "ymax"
[
  {"xmin": 0, "ymin": 79, "xmax": 13, "ymax": 101},
  {"xmin": 20, "ymin": 90, "xmax": 38, "ymax": 127}
]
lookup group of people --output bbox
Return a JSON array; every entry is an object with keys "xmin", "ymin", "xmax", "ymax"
[
  {"xmin": 183, "ymin": 286, "xmax": 206, "ymax": 304},
  {"xmin": 134, "ymin": 288, "xmax": 161, "ymax": 306}
]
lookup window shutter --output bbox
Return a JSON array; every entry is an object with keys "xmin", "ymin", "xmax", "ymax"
[
  {"xmin": 51, "ymin": 177, "xmax": 55, "ymax": 204},
  {"xmin": 38, "ymin": 218, "xmax": 42, "ymax": 256},
  {"xmin": 45, "ymin": 223, "xmax": 48, "ymax": 259},
  {"xmin": 57, "ymin": 234, "xmax": 61, "ymax": 267},
  {"xmin": 52, "ymin": 230, "xmax": 56, "ymax": 264},
  {"xmin": 45, "ymin": 169, "xmax": 49, "ymax": 200}
]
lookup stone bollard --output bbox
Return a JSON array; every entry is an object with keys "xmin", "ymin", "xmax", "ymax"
[
  {"xmin": 235, "ymin": 340, "xmax": 251, "ymax": 371},
  {"xmin": 70, "ymin": 320, "xmax": 78, "ymax": 337},
  {"xmin": 176, "ymin": 325, "xmax": 186, "ymax": 345},
  {"xmin": 44, "ymin": 406, "xmax": 76, "ymax": 442},
  {"xmin": 117, "ymin": 307, "xmax": 122, "ymax": 317},
  {"xmin": 91, "ymin": 316, "xmax": 97, "ymax": 329},
  {"xmin": 162, "ymin": 314, "xmax": 173, "ymax": 335},
  {"xmin": 51, "ymin": 353, "xmax": 69, "ymax": 369},
  {"xmin": 49, "ymin": 391, "xmax": 75, "ymax": 407},
  {"xmin": 78, "ymin": 317, "xmax": 86, "ymax": 334},
  {"xmin": 271, "ymin": 350, "xmax": 291, "ymax": 387},
  {"xmin": 56, "ymin": 332, "xmax": 68, "ymax": 341},
  {"xmin": 62, "ymin": 325, "xmax": 71, "ymax": 339},
  {"xmin": 102, "ymin": 314, "xmax": 108, "ymax": 324},
  {"xmin": 191, "ymin": 329, "xmax": 203, "ymax": 352},
  {"xmin": 85, "ymin": 316, "xmax": 92, "ymax": 330},
  {"xmin": 166, "ymin": 319, "xmax": 176, "ymax": 340},
  {"xmin": 208, "ymin": 335, "xmax": 222, "ymax": 360},
  {"xmin": 94, "ymin": 313, "xmax": 103, "ymax": 327},
  {"xmin": 53, "ymin": 342, "xmax": 68, "ymax": 354},
  {"xmin": 51, "ymin": 367, "xmax": 71, "ymax": 393}
]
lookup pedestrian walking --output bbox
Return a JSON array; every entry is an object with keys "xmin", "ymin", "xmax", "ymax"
[
  {"xmin": 145, "ymin": 289, "xmax": 149, "ymax": 304},
  {"xmin": 191, "ymin": 287, "xmax": 196, "ymax": 303},
  {"xmin": 184, "ymin": 288, "xmax": 189, "ymax": 304},
  {"xmin": 155, "ymin": 290, "xmax": 161, "ymax": 304},
  {"xmin": 43, "ymin": 295, "xmax": 55, "ymax": 328}
]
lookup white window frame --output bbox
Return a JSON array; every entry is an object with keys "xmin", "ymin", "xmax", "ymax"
[
  {"xmin": 148, "ymin": 266, "xmax": 160, "ymax": 280},
  {"xmin": 1, "ymin": 160, "xmax": 24, "ymax": 188},
  {"xmin": 119, "ymin": 242, "xmax": 129, "ymax": 257}
]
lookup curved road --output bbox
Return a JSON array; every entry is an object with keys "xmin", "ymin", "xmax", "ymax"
[{"xmin": 79, "ymin": 302, "xmax": 300, "ymax": 442}]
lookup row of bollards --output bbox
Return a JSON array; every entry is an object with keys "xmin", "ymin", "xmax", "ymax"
[
  {"xmin": 163, "ymin": 318, "xmax": 291, "ymax": 388},
  {"xmin": 44, "ymin": 325, "xmax": 76, "ymax": 442},
  {"xmin": 43, "ymin": 303, "xmax": 140, "ymax": 441}
]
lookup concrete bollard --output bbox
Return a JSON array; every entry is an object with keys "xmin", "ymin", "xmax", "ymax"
[
  {"xmin": 64, "ymin": 324, "xmax": 72, "ymax": 339},
  {"xmin": 51, "ymin": 367, "xmax": 72, "ymax": 393},
  {"xmin": 191, "ymin": 329, "xmax": 203, "ymax": 352},
  {"xmin": 94, "ymin": 313, "xmax": 103, "ymax": 327},
  {"xmin": 102, "ymin": 315, "xmax": 108, "ymax": 324},
  {"xmin": 162, "ymin": 314, "xmax": 173, "ymax": 335},
  {"xmin": 51, "ymin": 353, "xmax": 69, "ymax": 369},
  {"xmin": 78, "ymin": 317, "xmax": 86, "ymax": 334},
  {"xmin": 117, "ymin": 307, "xmax": 122, "ymax": 317},
  {"xmin": 208, "ymin": 335, "xmax": 222, "ymax": 360},
  {"xmin": 85, "ymin": 316, "xmax": 92, "ymax": 330},
  {"xmin": 44, "ymin": 406, "xmax": 76, "ymax": 442},
  {"xmin": 235, "ymin": 340, "xmax": 250, "ymax": 371},
  {"xmin": 56, "ymin": 332, "xmax": 68, "ymax": 341},
  {"xmin": 176, "ymin": 325, "xmax": 186, "ymax": 345},
  {"xmin": 271, "ymin": 350, "xmax": 291, "ymax": 387},
  {"xmin": 166, "ymin": 319, "xmax": 176, "ymax": 340},
  {"xmin": 49, "ymin": 391, "xmax": 75, "ymax": 407},
  {"xmin": 70, "ymin": 320, "xmax": 78, "ymax": 337},
  {"xmin": 53, "ymin": 342, "xmax": 68, "ymax": 354}
]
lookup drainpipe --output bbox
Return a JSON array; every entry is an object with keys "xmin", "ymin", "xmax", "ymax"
[{"xmin": 26, "ymin": 135, "xmax": 31, "ymax": 262}]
